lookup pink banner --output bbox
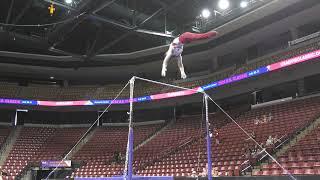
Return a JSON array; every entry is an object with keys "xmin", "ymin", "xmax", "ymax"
[
  {"xmin": 38, "ymin": 100, "xmax": 93, "ymax": 106},
  {"xmin": 217, "ymin": 73, "xmax": 248, "ymax": 86},
  {"xmin": 150, "ymin": 87, "xmax": 200, "ymax": 100},
  {"xmin": 267, "ymin": 50, "xmax": 320, "ymax": 71}
]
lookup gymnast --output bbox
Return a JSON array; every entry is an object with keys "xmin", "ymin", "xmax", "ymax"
[{"xmin": 161, "ymin": 31, "xmax": 218, "ymax": 79}]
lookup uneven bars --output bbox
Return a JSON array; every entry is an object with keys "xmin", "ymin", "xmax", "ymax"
[
  {"xmin": 45, "ymin": 81, "xmax": 130, "ymax": 180},
  {"xmin": 135, "ymin": 76, "xmax": 296, "ymax": 180}
]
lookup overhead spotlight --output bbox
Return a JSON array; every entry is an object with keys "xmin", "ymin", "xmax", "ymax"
[
  {"xmin": 218, "ymin": 0, "xmax": 230, "ymax": 10},
  {"xmin": 201, "ymin": 9, "xmax": 211, "ymax": 18},
  {"xmin": 65, "ymin": 0, "xmax": 72, "ymax": 4},
  {"xmin": 240, "ymin": 1, "xmax": 249, "ymax": 8},
  {"xmin": 50, "ymin": 76, "xmax": 54, "ymax": 79}
]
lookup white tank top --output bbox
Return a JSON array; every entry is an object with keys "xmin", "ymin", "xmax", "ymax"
[{"xmin": 171, "ymin": 37, "xmax": 184, "ymax": 57}]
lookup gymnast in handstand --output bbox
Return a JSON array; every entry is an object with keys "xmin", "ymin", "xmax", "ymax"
[{"xmin": 161, "ymin": 31, "xmax": 218, "ymax": 79}]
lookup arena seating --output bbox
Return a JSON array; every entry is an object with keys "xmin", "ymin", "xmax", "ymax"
[
  {"xmin": 133, "ymin": 113, "xmax": 239, "ymax": 177},
  {"xmin": 2, "ymin": 127, "xmax": 86, "ymax": 179},
  {"xmin": 134, "ymin": 116, "xmax": 203, "ymax": 168},
  {"xmin": 0, "ymin": 126, "xmax": 11, "ymax": 148},
  {"xmin": 0, "ymin": 82, "xmax": 20, "ymax": 99},
  {"xmin": 71, "ymin": 124, "xmax": 162, "ymax": 178},
  {"xmin": 135, "ymin": 96, "xmax": 320, "ymax": 177},
  {"xmin": 59, "ymin": 86, "xmax": 104, "ymax": 100},
  {"xmin": 0, "ymin": 96, "xmax": 319, "ymax": 179},
  {"xmin": 18, "ymin": 84, "xmax": 61, "ymax": 100},
  {"xmin": 255, "ymin": 120, "xmax": 320, "ymax": 175}
]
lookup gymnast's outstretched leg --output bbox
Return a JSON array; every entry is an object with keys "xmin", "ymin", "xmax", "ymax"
[
  {"xmin": 177, "ymin": 55, "xmax": 187, "ymax": 79},
  {"xmin": 179, "ymin": 31, "xmax": 218, "ymax": 44}
]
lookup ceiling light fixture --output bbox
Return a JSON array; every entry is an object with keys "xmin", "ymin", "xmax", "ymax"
[
  {"xmin": 201, "ymin": 9, "xmax": 211, "ymax": 18},
  {"xmin": 218, "ymin": 0, "xmax": 230, "ymax": 10},
  {"xmin": 240, "ymin": 1, "xmax": 249, "ymax": 8},
  {"xmin": 65, "ymin": 0, "xmax": 72, "ymax": 4}
]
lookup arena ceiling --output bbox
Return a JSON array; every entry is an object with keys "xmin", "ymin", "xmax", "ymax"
[
  {"xmin": 0, "ymin": 0, "xmax": 319, "ymax": 84},
  {"xmin": 0, "ymin": 0, "xmax": 271, "ymax": 58}
]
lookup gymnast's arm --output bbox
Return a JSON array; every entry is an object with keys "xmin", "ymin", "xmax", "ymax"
[
  {"xmin": 177, "ymin": 55, "xmax": 187, "ymax": 79},
  {"xmin": 161, "ymin": 44, "xmax": 174, "ymax": 77},
  {"xmin": 163, "ymin": 45, "xmax": 174, "ymax": 66}
]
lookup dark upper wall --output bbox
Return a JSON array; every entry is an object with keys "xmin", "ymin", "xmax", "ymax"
[{"xmin": 0, "ymin": 0, "xmax": 319, "ymax": 83}]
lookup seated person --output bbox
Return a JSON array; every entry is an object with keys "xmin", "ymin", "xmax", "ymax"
[
  {"xmin": 272, "ymin": 135, "xmax": 280, "ymax": 144},
  {"xmin": 265, "ymin": 135, "xmax": 281, "ymax": 153},
  {"xmin": 261, "ymin": 115, "xmax": 268, "ymax": 123},
  {"xmin": 200, "ymin": 164, "xmax": 208, "ymax": 177},
  {"xmin": 213, "ymin": 128, "xmax": 221, "ymax": 144},
  {"xmin": 254, "ymin": 117, "xmax": 260, "ymax": 125},
  {"xmin": 212, "ymin": 167, "xmax": 219, "ymax": 177},
  {"xmin": 266, "ymin": 135, "xmax": 274, "ymax": 146},
  {"xmin": 113, "ymin": 151, "xmax": 121, "ymax": 163},
  {"xmin": 268, "ymin": 112, "xmax": 273, "ymax": 122}
]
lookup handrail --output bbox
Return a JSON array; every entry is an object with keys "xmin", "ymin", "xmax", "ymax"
[{"xmin": 241, "ymin": 112, "xmax": 320, "ymax": 175}]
